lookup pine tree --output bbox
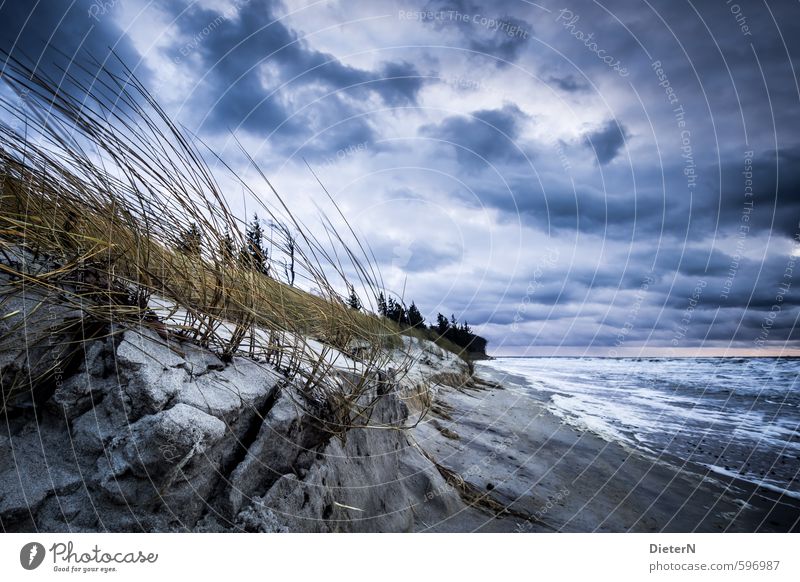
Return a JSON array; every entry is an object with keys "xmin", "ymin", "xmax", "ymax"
[
  {"xmin": 377, "ymin": 292, "xmax": 388, "ymax": 316},
  {"xmin": 177, "ymin": 222, "xmax": 201, "ymax": 256},
  {"xmin": 425, "ymin": 310, "xmax": 488, "ymax": 356},
  {"xmin": 387, "ymin": 297, "xmax": 407, "ymax": 324},
  {"xmin": 407, "ymin": 302, "xmax": 424, "ymax": 328},
  {"xmin": 244, "ymin": 214, "xmax": 270, "ymax": 275},
  {"xmin": 219, "ymin": 227, "xmax": 235, "ymax": 262},
  {"xmin": 346, "ymin": 286, "xmax": 362, "ymax": 311},
  {"xmin": 433, "ymin": 313, "xmax": 449, "ymax": 335}
]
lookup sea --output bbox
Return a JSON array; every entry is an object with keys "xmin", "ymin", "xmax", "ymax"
[{"xmin": 479, "ymin": 357, "xmax": 800, "ymax": 499}]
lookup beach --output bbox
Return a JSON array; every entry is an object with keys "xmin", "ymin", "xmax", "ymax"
[
  {"xmin": 411, "ymin": 361, "xmax": 800, "ymax": 532},
  {"xmin": 1, "ymin": 313, "xmax": 798, "ymax": 532}
]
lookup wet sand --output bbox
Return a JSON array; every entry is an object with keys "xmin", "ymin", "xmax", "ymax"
[{"xmin": 411, "ymin": 364, "xmax": 800, "ymax": 532}]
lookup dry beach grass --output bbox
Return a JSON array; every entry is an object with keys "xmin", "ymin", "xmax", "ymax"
[{"xmin": 0, "ymin": 52, "xmax": 428, "ymax": 433}]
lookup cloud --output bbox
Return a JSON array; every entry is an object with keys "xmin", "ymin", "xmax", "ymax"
[
  {"xmin": 3, "ymin": 0, "xmax": 800, "ymax": 353},
  {"xmin": 160, "ymin": 0, "xmax": 428, "ymax": 153},
  {"xmin": 674, "ymin": 247, "xmax": 735, "ymax": 277},
  {"xmin": 419, "ymin": 103, "xmax": 530, "ymax": 165},
  {"xmin": 699, "ymin": 146, "xmax": 800, "ymax": 240},
  {"xmin": 0, "ymin": 0, "xmax": 150, "ymax": 100},
  {"xmin": 378, "ymin": 61, "xmax": 428, "ymax": 106},
  {"xmin": 405, "ymin": 240, "xmax": 463, "ymax": 272},
  {"xmin": 583, "ymin": 121, "xmax": 629, "ymax": 165},
  {"xmin": 421, "ymin": 0, "xmax": 533, "ymax": 66},
  {"xmin": 547, "ymin": 74, "xmax": 588, "ymax": 93},
  {"xmin": 466, "ymin": 15, "xmax": 531, "ymax": 65}
]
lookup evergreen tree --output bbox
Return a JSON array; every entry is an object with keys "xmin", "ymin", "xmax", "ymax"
[
  {"xmin": 387, "ymin": 297, "xmax": 407, "ymax": 324},
  {"xmin": 433, "ymin": 313, "xmax": 449, "ymax": 335},
  {"xmin": 407, "ymin": 302, "xmax": 425, "ymax": 328},
  {"xmin": 425, "ymin": 311, "xmax": 488, "ymax": 356},
  {"xmin": 377, "ymin": 292, "xmax": 388, "ymax": 316},
  {"xmin": 177, "ymin": 222, "xmax": 201, "ymax": 256},
  {"xmin": 346, "ymin": 286, "xmax": 362, "ymax": 311},
  {"xmin": 423, "ymin": 310, "xmax": 489, "ymax": 355},
  {"xmin": 218, "ymin": 227, "xmax": 235, "ymax": 262},
  {"xmin": 243, "ymin": 214, "xmax": 270, "ymax": 275}
]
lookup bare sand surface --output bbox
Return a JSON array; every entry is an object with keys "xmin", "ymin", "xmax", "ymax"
[{"xmin": 411, "ymin": 363, "xmax": 800, "ymax": 532}]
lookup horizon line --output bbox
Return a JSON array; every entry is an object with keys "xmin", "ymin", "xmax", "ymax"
[{"xmin": 488, "ymin": 347, "xmax": 800, "ymax": 358}]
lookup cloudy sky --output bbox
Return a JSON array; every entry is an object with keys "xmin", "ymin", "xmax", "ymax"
[{"xmin": 2, "ymin": 0, "xmax": 799, "ymax": 355}]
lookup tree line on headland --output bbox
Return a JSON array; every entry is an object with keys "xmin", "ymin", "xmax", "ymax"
[{"xmin": 360, "ymin": 291, "xmax": 487, "ymax": 358}]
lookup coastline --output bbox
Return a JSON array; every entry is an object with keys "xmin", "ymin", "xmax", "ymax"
[
  {"xmin": 2, "ymin": 314, "xmax": 797, "ymax": 532},
  {"xmin": 412, "ymin": 361, "xmax": 800, "ymax": 532}
]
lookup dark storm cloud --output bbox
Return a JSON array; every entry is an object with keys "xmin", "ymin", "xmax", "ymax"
[
  {"xmin": 514, "ymin": 183, "xmax": 638, "ymax": 234},
  {"xmin": 162, "ymin": 0, "xmax": 427, "ymax": 147},
  {"xmin": 547, "ymin": 74, "xmax": 588, "ymax": 93},
  {"xmin": 379, "ymin": 61, "xmax": 428, "ymax": 106},
  {"xmin": 601, "ymin": 250, "xmax": 800, "ymax": 347},
  {"xmin": 421, "ymin": 0, "xmax": 532, "ymax": 65},
  {"xmin": 3, "ymin": 0, "xmax": 799, "ymax": 352},
  {"xmin": 696, "ymin": 147, "xmax": 800, "ymax": 240},
  {"xmin": 464, "ymin": 0, "xmax": 800, "ymax": 351},
  {"xmin": 674, "ymin": 248, "xmax": 734, "ymax": 277},
  {"xmin": 0, "ymin": 0, "xmax": 149, "ymax": 96},
  {"xmin": 455, "ymin": 139, "xmax": 796, "ymax": 245},
  {"xmin": 668, "ymin": 306, "xmax": 800, "ymax": 345},
  {"xmin": 567, "ymin": 266, "xmax": 654, "ymax": 291},
  {"xmin": 417, "ymin": 274, "xmax": 588, "ymax": 328},
  {"xmin": 580, "ymin": 0, "xmax": 800, "ymax": 154},
  {"xmin": 466, "ymin": 175, "xmax": 652, "ymax": 239},
  {"xmin": 296, "ymin": 111, "xmax": 376, "ymax": 159},
  {"xmin": 419, "ymin": 104, "xmax": 529, "ymax": 165},
  {"xmin": 583, "ymin": 121, "xmax": 629, "ymax": 165},
  {"xmin": 736, "ymin": 308, "xmax": 800, "ymax": 341},
  {"xmin": 713, "ymin": 252, "xmax": 800, "ymax": 310},
  {"xmin": 466, "ymin": 16, "xmax": 531, "ymax": 65}
]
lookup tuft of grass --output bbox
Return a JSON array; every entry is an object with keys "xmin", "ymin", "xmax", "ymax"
[
  {"xmin": 400, "ymin": 381, "xmax": 433, "ymax": 413},
  {"xmin": 430, "ymin": 419, "xmax": 460, "ymax": 440},
  {"xmin": 429, "ymin": 371, "xmax": 476, "ymax": 392},
  {"xmin": 430, "ymin": 399, "xmax": 455, "ymax": 421},
  {"xmin": 0, "ymin": 52, "xmax": 417, "ymax": 431}
]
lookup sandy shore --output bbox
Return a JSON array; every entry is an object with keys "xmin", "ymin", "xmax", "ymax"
[{"xmin": 411, "ymin": 362, "xmax": 800, "ymax": 532}]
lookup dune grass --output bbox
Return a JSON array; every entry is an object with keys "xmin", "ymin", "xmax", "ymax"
[{"xmin": 0, "ymin": 53, "xmax": 418, "ymax": 432}]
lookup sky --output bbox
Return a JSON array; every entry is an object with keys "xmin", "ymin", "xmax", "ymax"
[{"xmin": 1, "ymin": 0, "xmax": 799, "ymax": 356}]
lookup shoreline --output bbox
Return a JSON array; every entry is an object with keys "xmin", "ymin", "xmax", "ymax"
[
  {"xmin": 412, "ymin": 361, "xmax": 800, "ymax": 532},
  {"xmin": 2, "ymin": 322, "xmax": 797, "ymax": 532}
]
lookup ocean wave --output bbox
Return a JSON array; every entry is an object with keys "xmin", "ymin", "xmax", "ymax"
[{"xmin": 482, "ymin": 356, "xmax": 800, "ymax": 494}]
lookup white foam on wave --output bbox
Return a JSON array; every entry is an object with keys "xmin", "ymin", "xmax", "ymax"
[
  {"xmin": 703, "ymin": 465, "xmax": 800, "ymax": 500},
  {"xmin": 482, "ymin": 357, "xmax": 800, "ymax": 491},
  {"xmin": 547, "ymin": 393, "xmax": 632, "ymax": 445}
]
